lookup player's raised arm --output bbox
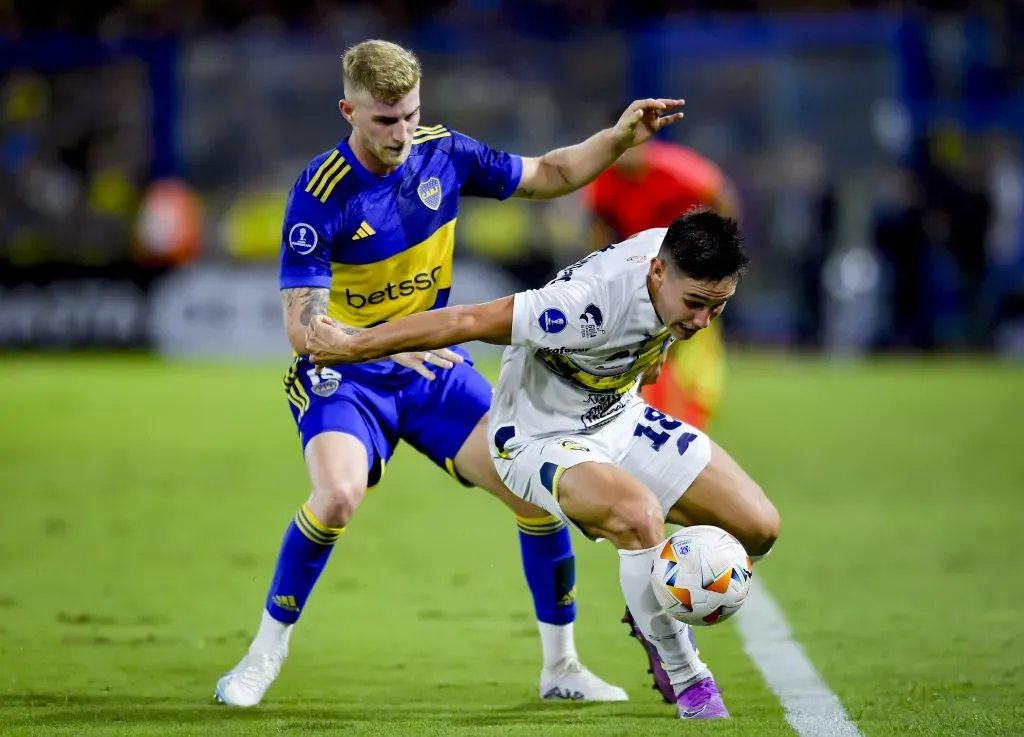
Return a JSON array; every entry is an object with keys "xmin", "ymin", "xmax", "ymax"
[{"xmin": 513, "ymin": 98, "xmax": 685, "ymax": 200}]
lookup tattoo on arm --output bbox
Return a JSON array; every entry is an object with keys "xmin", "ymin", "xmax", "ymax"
[
  {"xmin": 281, "ymin": 287, "xmax": 360, "ymax": 337},
  {"xmin": 281, "ymin": 287, "xmax": 330, "ymax": 326},
  {"xmin": 299, "ymin": 288, "xmax": 329, "ymax": 327}
]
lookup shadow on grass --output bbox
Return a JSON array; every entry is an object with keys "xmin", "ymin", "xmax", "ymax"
[{"xmin": 0, "ymin": 693, "xmax": 659, "ymax": 729}]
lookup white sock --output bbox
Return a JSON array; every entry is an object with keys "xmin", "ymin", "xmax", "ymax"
[
  {"xmin": 538, "ymin": 621, "xmax": 578, "ymax": 669},
  {"xmin": 619, "ymin": 545, "xmax": 710, "ymax": 694},
  {"xmin": 250, "ymin": 609, "xmax": 294, "ymax": 654}
]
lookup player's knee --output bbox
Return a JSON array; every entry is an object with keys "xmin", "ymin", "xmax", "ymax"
[
  {"xmin": 602, "ymin": 497, "xmax": 665, "ymax": 551},
  {"xmin": 309, "ymin": 480, "xmax": 366, "ymax": 528},
  {"xmin": 737, "ymin": 489, "xmax": 780, "ymax": 558}
]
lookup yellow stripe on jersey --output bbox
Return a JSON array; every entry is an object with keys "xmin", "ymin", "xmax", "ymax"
[
  {"xmin": 311, "ymin": 156, "xmax": 347, "ymax": 200},
  {"xmin": 327, "ymin": 218, "xmax": 456, "ymax": 327},
  {"xmin": 413, "ymin": 124, "xmax": 450, "ymax": 142},
  {"xmin": 413, "ymin": 131, "xmax": 451, "ymax": 145},
  {"xmin": 305, "ymin": 150, "xmax": 341, "ymax": 194},
  {"xmin": 319, "ymin": 164, "xmax": 352, "ymax": 203},
  {"xmin": 540, "ymin": 332, "xmax": 671, "ymax": 392}
]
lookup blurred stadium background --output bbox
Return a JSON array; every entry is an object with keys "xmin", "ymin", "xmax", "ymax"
[
  {"xmin": 1, "ymin": 1, "xmax": 1022, "ymax": 735},
  {"xmin": 3, "ymin": 0, "xmax": 1024, "ymax": 353}
]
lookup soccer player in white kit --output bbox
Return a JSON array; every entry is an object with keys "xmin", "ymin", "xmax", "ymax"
[{"xmin": 305, "ymin": 209, "xmax": 781, "ymax": 720}]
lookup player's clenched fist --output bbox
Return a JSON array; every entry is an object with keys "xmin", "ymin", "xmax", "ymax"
[{"xmin": 305, "ymin": 314, "xmax": 350, "ymax": 363}]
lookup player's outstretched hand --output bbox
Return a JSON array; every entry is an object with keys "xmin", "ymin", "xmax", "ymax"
[
  {"xmin": 392, "ymin": 349, "xmax": 464, "ymax": 381},
  {"xmin": 612, "ymin": 98, "xmax": 686, "ymax": 150}
]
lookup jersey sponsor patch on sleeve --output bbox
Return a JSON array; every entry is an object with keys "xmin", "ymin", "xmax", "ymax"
[
  {"xmin": 288, "ymin": 223, "xmax": 318, "ymax": 255},
  {"xmin": 538, "ymin": 308, "xmax": 568, "ymax": 334},
  {"xmin": 579, "ymin": 304, "xmax": 605, "ymax": 339}
]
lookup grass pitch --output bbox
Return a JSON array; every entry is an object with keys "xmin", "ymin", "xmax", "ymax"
[{"xmin": 0, "ymin": 354, "xmax": 1021, "ymax": 735}]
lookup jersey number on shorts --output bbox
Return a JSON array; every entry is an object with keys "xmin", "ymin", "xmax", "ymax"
[
  {"xmin": 633, "ymin": 408, "xmax": 698, "ymax": 455},
  {"xmin": 306, "ymin": 367, "xmax": 342, "ymax": 385}
]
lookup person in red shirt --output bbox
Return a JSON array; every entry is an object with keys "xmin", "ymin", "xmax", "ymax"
[{"xmin": 585, "ymin": 138, "xmax": 739, "ymax": 431}]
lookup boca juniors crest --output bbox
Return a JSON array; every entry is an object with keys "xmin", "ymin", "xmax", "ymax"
[{"xmin": 417, "ymin": 178, "xmax": 442, "ymax": 211}]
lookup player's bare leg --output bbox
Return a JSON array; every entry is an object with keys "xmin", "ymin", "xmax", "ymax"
[
  {"xmin": 216, "ymin": 432, "xmax": 369, "ymax": 707},
  {"xmin": 556, "ymin": 462, "xmax": 728, "ymax": 719},
  {"xmin": 666, "ymin": 439, "xmax": 780, "ymax": 560},
  {"xmin": 454, "ymin": 416, "xmax": 627, "ymax": 702}
]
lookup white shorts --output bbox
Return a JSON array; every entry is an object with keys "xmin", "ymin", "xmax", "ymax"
[{"xmin": 491, "ymin": 403, "xmax": 711, "ymax": 536}]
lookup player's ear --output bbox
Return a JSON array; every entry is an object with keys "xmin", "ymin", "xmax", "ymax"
[
  {"xmin": 338, "ymin": 99, "xmax": 353, "ymax": 124},
  {"xmin": 650, "ymin": 257, "xmax": 666, "ymax": 286}
]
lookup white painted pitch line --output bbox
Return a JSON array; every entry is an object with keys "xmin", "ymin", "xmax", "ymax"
[{"xmin": 735, "ymin": 577, "xmax": 863, "ymax": 737}]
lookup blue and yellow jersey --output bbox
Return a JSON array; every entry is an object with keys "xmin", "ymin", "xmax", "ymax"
[{"xmin": 280, "ymin": 122, "xmax": 520, "ymax": 314}]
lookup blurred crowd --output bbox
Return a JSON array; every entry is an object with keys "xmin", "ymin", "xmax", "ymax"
[
  {"xmin": 3, "ymin": 1, "xmax": 1017, "ymax": 38},
  {"xmin": 2, "ymin": 0, "xmax": 1024, "ymax": 351}
]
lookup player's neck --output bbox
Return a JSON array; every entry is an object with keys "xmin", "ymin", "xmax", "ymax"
[{"xmin": 347, "ymin": 135, "xmax": 399, "ymax": 176}]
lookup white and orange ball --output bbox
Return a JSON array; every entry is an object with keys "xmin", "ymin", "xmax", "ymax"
[{"xmin": 650, "ymin": 526, "xmax": 752, "ymax": 626}]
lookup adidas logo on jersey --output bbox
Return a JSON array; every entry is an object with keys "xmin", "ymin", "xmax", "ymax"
[{"xmin": 352, "ymin": 221, "xmax": 376, "ymax": 240}]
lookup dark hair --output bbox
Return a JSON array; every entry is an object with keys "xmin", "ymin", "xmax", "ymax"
[{"xmin": 658, "ymin": 208, "xmax": 748, "ymax": 281}]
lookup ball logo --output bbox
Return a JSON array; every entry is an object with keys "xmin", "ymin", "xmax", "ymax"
[
  {"xmin": 538, "ymin": 308, "xmax": 567, "ymax": 334},
  {"xmin": 288, "ymin": 223, "xmax": 318, "ymax": 255}
]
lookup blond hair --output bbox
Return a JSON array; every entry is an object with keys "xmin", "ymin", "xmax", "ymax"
[{"xmin": 342, "ymin": 40, "xmax": 421, "ymax": 104}]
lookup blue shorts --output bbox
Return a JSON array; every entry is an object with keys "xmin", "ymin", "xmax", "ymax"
[{"xmin": 282, "ymin": 349, "xmax": 492, "ymax": 488}]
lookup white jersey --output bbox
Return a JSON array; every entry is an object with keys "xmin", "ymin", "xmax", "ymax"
[{"xmin": 491, "ymin": 228, "xmax": 673, "ymax": 441}]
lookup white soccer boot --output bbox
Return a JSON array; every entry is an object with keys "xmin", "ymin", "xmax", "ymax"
[
  {"xmin": 214, "ymin": 647, "xmax": 288, "ymax": 707},
  {"xmin": 539, "ymin": 659, "xmax": 629, "ymax": 701}
]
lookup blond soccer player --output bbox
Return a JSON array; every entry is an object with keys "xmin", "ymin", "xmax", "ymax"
[{"xmin": 215, "ymin": 39, "xmax": 687, "ymax": 707}]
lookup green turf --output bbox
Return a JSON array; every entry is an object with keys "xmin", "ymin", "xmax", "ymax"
[{"xmin": 0, "ymin": 354, "xmax": 1021, "ymax": 736}]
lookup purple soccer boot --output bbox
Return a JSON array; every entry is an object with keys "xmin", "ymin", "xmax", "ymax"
[{"xmin": 676, "ymin": 677, "xmax": 729, "ymax": 719}]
